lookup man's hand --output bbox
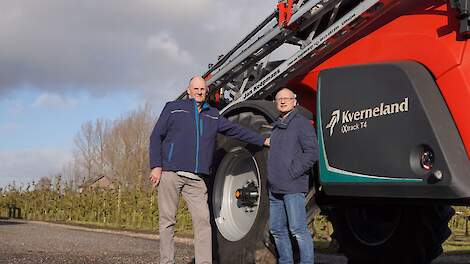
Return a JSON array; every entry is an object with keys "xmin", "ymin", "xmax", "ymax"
[
  {"xmin": 264, "ymin": 137, "xmax": 270, "ymax": 147},
  {"xmin": 150, "ymin": 167, "xmax": 163, "ymax": 188}
]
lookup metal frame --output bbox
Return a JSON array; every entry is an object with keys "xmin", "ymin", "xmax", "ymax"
[
  {"xmin": 179, "ymin": 0, "xmax": 400, "ymax": 109},
  {"xmin": 451, "ymin": 0, "xmax": 470, "ymax": 37},
  {"xmin": 221, "ymin": 0, "xmax": 382, "ymax": 112}
]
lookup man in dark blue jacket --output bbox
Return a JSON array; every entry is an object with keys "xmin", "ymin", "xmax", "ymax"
[
  {"xmin": 149, "ymin": 76, "xmax": 267, "ymax": 264},
  {"xmin": 268, "ymin": 88, "xmax": 319, "ymax": 264}
]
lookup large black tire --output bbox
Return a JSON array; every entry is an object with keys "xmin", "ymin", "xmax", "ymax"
[
  {"xmin": 209, "ymin": 111, "xmax": 272, "ymax": 264},
  {"xmin": 326, "ymin": 205, "xmax": 454, "ymax": 264}
]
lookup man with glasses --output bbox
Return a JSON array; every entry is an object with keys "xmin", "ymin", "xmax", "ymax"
[
  {"xmin": 268, "ymin": 88, "xmax": 319, "ymax": 264},
  {"xmin": 149, "ymin": 76, "xmax": 269, "ymax": 264}
]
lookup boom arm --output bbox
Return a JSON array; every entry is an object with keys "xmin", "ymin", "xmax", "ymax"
[
  {"xmin": 451, "ymin": 0, "xmax": 470, "ymax": 37},
  {"xmin": 180, "ymin": 0, "xmax": 401, "ymax": 107}
]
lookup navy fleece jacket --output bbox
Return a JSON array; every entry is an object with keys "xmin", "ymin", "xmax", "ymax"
[
  {"xmin": 267, "ymin": 108, "xmax": 319, "ymax": 193},
  {"xmin": 149, "ymin": 99, "xmax": 265, "ymax": 175}
]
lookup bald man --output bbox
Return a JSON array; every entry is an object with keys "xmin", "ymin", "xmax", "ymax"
[
  {"xmin": 149, "ymin": 76, "xmax": 268, "ymax": 264},
  {"xmin": 268, "ymin": 88, "xmax": 318, "ymax": 264}
]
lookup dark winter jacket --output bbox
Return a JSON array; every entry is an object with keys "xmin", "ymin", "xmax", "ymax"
[
  {"xmin": 268, "ymin": 108, "xmax": 319, "ymax": 193},
  {"xmin": 149, "ymin": 99, "xmax": 265, "ymax": 175}
]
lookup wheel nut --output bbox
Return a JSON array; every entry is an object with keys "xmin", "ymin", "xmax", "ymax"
[{"xmin": 434, "ymin": 170, "xmax": 443, "ymax": 181}]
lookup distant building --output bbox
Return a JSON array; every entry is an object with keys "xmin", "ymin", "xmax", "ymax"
[{"xmin": 78, "ymin": 175, "xmax": 119, "ymax": 193}]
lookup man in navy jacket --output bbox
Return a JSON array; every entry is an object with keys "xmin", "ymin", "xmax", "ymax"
[
  {"xmin": 149, "ymin": 76, "xmax": 267, "ymax": 264},
  {"xmin": 268, "ymin": 88, "xmax": 319, "ymax": 264}
]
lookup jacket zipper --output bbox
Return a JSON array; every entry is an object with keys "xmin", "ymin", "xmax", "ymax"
[
  {"xmin": 200, "ymin": 118, "xmax": 203, "ymax": 136},
  {"xmin": 193, "ymin": 100, "xmax": 200, "ymax": 173}
]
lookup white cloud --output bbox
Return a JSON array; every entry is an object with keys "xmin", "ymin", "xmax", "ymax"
[
  {"xmin": 140, "ymin": 0, "xmax": 212, "ymax": 20},
  {"xmin": 0, "ymin": 148, "xmax": 71, "ymax": 188},
  {"xmin": 32, "ymin": 93, "xmax": 78, "ymax": 109},
  {"xmin": 0, "ymin": 0, "xmax": 277, "ymax": 102},
  {"xmin": 147, "ymin": 32, "xmax": 193, "ymax": 65}
]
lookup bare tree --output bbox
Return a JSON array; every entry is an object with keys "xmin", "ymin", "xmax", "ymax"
[
  {"xmin": 72, "ymin": 104, "xmax": 154, "ymax": 190},
  {"xmin": 92, "ymin": 119, "xmax": 110, "ymax": 176},
  {"xmin": 104, "ymin": 104, "xmax": 153, "ymax": 188},
  {"xmin": 74, "ymin": 121, "xmax": 95, "ymax": 181}
]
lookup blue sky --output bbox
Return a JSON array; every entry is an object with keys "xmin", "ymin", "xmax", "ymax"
[
  {"xmin": 0, "ymin": 89, "xmax": 140, "ymax": 150},
  {"xmin": 0, "ymin": 0, "xmax": 276, "ymax": 188},
  {"xmin": 0, "ymin": 88, "xmax": 155, "ymax": 187}
]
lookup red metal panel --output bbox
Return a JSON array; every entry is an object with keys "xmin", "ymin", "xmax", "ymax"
[
  {"xmin": 436, "ymin": 41, "xmax": 470, "ymax": 158},
  {"xmin": 290, "ymin": 0, "xmax": 469, "ymax": 157}
]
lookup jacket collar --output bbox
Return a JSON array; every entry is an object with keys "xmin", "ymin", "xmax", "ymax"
[
  {"xmin": 273, "ymin": 107, "xmax": 298, "ymax": 129},
  {"xmin": 187, "ymin": 98, "xmax": 210, "ymax": 112},
  {"xmin": 201, "ymin": 102, "xmax": 210, "ymax": 111}
]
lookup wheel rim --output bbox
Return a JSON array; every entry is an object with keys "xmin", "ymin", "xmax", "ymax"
[
  {"xmin": 346, "ymin": 206, "xmax": 402, "ymax": 246},
  {"xmin": 212, "ymin": 147, "xmax": 261, "ymax": 242}
]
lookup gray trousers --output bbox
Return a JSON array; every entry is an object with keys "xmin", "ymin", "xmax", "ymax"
[{"xmin": 158, "ymin": 171, "xmax": 212, "ymax": 264}]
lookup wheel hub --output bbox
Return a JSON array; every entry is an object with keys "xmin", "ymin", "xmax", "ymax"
[
  {"xmin": 212, "ymin": 148, "xmax": 262, "ymax": 241},
  {"xmin": 235, "ymin": 180, "xmax": 259, "ymax": 208}
]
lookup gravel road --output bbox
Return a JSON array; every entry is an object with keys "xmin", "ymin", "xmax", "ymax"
[
  {"xmin": 0, "ymin": 219, "xmax": 469, "ymax": 264},
  {"xmin": 0, "ymin": 219, "xmax": 193, "ymax": 264}
]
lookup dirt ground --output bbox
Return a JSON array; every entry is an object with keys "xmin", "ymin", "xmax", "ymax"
[{"xmin": 0, "ymin": 219, "xmax": 469, "ymax": 264}]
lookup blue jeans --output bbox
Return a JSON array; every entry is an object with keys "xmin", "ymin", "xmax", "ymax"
[{"xmin": 269, "ymin": 191, "xmax": 314, "ymax": 264}]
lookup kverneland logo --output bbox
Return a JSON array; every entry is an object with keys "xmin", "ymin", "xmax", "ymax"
[
  {"xmin": 325, "ymin": 110, "xmax": 340, "ymax": 136},
  {"xmin": 325, "ymin": 97, "xmax": 409, "ymax": 136}
]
